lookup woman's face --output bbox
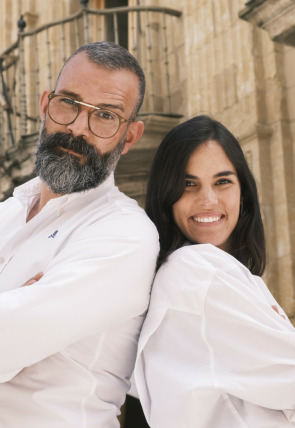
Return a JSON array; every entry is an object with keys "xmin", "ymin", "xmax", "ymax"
[{"xmin": 172, "ymin": 140, "xmax": 241, "ymax": 252}]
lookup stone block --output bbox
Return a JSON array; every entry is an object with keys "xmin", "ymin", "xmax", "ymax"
[
  {"xmin": 282, "ymin": 46, "xmax": 295, "ymax": 87},
  {"xmin": 285, "ymin": 84, "xmax": 295, "ymax": 120},
  {"xmin": 274, "ymin": 201, "xmax": 291, "ymax": 258}
]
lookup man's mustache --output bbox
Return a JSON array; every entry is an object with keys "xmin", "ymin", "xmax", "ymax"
[{"xmin": 38, "ymin": 131, "xmax": 99, "ymax": 164}]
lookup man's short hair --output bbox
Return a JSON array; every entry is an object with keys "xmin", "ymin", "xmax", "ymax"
[{"xmin": 56, "ymin": 41, "xmax": 145, "ymax": 118}]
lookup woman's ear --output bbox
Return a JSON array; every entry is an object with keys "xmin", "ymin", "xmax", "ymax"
[
  {"xmin": 121, "ymin": 120, "xmax": 144, "ymax": 155},
  {"xmin": 39, "ymin": 89, "xmax": 51, "ymax": 120}
]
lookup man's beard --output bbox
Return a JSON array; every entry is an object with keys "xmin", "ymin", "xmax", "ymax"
[{"xmin": 35, "ymin": 125, "xmax": 125, "ymax": 194}]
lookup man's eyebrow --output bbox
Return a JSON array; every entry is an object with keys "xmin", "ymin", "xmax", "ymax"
[
  {"xmin": 185, "ymin": 171, "xmax": 236, "ymax": 179},
  {"xmin": 56, "ymin": 90, "xmax": 124, "ymax": 113},
  {"xmin": 57, "ymin": 89, "xmax": 81, "ymax": 99},
  {"xmin": 97, "ymin": 103, "xmax": 124, "ymax": 113}
]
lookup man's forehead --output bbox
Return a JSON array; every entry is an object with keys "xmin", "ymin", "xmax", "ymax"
[
  {"xmin": 55, "ymin": 54, "xmax": 139, "ymax": 114},
  {"xmin": 60, "ymin": 52, "xmax": 137, "ymax": 80},
  {"xmin": 57, "ymin": 55, "xmax": 138, "ymax": 91}
]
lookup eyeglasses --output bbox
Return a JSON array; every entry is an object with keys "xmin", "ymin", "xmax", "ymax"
[{"xmin": 47, "ymin": 92, "xmax": 133, "ymax": 138}]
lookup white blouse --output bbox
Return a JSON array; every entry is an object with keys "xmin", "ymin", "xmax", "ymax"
[{"xmin": 135, "ymin": 244, "xmax": 295, "ymax": 428}]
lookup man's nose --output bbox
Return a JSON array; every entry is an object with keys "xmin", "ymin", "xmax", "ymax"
[{"xmin": 66, "ymin": 110, "xmax": 91, "ymax": 138}]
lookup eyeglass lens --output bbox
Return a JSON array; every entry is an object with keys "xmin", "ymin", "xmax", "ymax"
[{"xmin": 48, "ymin": 95, "xmax": 120, "ymax": 138}]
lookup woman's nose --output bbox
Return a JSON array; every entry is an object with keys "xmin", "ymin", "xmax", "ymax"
[{"xmin": 199, "ymin": 186, "xmax": 218, "ymax": 206}]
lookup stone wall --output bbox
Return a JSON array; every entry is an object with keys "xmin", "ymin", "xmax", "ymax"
[{"xmin": 0, "ymin": 133, "xmax": 37, "ymax": 200}]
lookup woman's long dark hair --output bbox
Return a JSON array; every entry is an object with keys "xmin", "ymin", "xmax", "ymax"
[{"xmin": 146, "ymin": 115, "xmax": 266, "ymax": 276}]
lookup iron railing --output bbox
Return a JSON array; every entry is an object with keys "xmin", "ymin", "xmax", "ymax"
[{"xmin": 0, "ymin": 3, "xmax": 182, "ymax": 154}]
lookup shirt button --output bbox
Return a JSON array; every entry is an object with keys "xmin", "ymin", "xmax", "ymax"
[{"xmin": 0, "ymin": 257, "xmax": 5, "ymax": 264}]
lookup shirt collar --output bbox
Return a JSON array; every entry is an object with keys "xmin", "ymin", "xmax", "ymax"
[{"xmin": 13, "ymin": 173, "xmax": 115, "ymax": 208}]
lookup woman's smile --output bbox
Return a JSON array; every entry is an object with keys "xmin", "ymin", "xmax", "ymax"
[{"xmin": 192, "ymin": 213, "xmax": 223, "ymax": 223}]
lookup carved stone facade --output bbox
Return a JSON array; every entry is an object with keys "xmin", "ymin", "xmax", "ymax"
[
  {"xmin": 239, "ymin": 0, "xmax": 295, "ymax": 46},
  {"xmin": 0, "ymin": 0, "xmax": 295, "ymax": 324}
]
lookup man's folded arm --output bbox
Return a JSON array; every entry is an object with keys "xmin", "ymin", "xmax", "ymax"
[{"xmin": 0, "ymin": 220, "xmax": 158, "ymax": 382}]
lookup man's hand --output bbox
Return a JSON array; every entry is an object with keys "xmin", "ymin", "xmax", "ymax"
[{"xmin": 22, "ymin": 273, "xmax": 44, "ymax": 286}]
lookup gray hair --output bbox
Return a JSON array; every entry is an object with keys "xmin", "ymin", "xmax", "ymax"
[{"xmin": 56, "ymin": 41, "xmax": 145, "ymax": 118}]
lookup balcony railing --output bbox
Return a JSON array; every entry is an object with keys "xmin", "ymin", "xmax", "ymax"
[{"xmin": 0, "ymin": 3, "xmax": 182, "ymax": 154}]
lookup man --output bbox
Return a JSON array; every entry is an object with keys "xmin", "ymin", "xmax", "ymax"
[{"xmin": 0, "ymin": 41, "xmax": 159, "ymax": 427}]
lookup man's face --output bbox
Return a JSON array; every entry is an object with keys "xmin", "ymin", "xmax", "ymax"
[{"xmin": 37, "ymin": 52, "xmax": 144, "ymax": 194}]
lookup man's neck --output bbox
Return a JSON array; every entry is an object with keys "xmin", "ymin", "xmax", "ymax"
[{"xmin": 26, "ymin": 182, "xmax": 62, "ymax": 222}]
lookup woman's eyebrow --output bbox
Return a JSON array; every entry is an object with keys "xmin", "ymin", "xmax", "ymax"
[
  {"xmin": 214, "ymin": 171, "xmax": 236, "ymax": 178},
  {"xmin": 185, "ymin": 171, "xmax": 236, "ymax": 179},
  {"xmin": 185, "ymin": 174, "xmax": 198, "ymax": 179}
]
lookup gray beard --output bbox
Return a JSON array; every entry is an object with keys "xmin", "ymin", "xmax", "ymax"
[{"xmin": 35, "ymin": 125, "xmax": 125, "ymax": 194}]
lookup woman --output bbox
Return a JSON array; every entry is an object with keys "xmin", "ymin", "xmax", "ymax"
[{"xmin": 134, "ymin": 115, "xmax": 295, "ymax": 427}]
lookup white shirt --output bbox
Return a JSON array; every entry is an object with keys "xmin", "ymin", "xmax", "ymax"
[
  {"xmin": 135, "ymin": 244, "xmax": 295, "ymax": 428},
  {"xmin": 0, "ymin": 174, "xmax": 159, "ymax": 428}
]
